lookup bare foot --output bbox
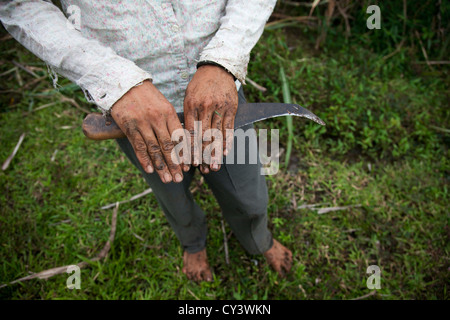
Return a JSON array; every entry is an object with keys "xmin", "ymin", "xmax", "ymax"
[
  {"xmin": 182, "ymin": 249, "xmax": 213, "ymax": 282},
  {"xmin": 263, "ymin": 239, "xmax": 293, "ymax": 277}
]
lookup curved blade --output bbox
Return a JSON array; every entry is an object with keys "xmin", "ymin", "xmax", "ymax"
[
  {"xmin": 233, "ymin": 103, "xmax": 325, "ymax": 128},
  {"xmin": 83, "ymin": 102, "xmax": 325, "ymax": 140}
]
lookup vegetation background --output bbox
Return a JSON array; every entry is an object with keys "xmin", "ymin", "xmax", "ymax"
[{"xmin": 0, "ymin": 0, "xmax": 448, "ymax": 299}]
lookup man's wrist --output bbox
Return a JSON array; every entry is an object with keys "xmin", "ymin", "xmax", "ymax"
[{"xmin": 196, "ymin": 60, "xmax": 237, "ymax": 81}]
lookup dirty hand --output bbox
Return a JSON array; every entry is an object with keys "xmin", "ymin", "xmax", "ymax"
[
  {"xmin": 111, "ymin": 80, "xmax": 189, "ymax": 183},
  {"xmin": 183, "ymin": 64, "xmax": 238, "ymax": 174}
]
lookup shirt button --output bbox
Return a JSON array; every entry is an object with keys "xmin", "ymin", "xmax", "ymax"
[
  {"xmin": 181, "ymin": 71, "xmax": 189, "ymax": 79},
  {"xmin": 171, "ymin": 25, "xmax": 180, "ymax": 33}
]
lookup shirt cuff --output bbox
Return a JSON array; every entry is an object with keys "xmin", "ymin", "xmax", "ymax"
[
  {"xmin": 198, "ymin": 47, "xmax": 248, "ymax": 85},
  {"xmin": 77, "ymin": 57, "xmax": 152, "ymax": 115}
]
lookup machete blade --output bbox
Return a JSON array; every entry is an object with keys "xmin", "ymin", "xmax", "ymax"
[
  {"xmin": 233, "ymin": 103, "xmax": 325, "ymax": 128},
  {"xmin": 83, "ymin": 102, "xmax": 325, "ymax": 140}
]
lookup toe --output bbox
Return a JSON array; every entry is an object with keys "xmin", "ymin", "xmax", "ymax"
[{"xmin": 201, "ymin": 269, "xmax": 213, "ymax": 282}]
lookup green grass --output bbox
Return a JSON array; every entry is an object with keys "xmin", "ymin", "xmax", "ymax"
[{"xmin": 0, "ymin": 13, "xmax": 448, "ymax": 300}]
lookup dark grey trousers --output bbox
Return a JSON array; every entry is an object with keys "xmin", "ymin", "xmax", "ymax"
[{"xmin": 116, "ymin": 89, "xmax": 273, "ymax": 254}]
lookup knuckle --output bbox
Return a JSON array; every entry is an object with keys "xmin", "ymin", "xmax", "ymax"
[
  {"xmin": 161, "ymin": 139, "xmax": 174, "ymax": 152},
  {"xmin": 137, "ymin": 154, "xmax": 150, "ymax": 165},
  {"xmin": 201, "ymin": 98, "xmax": 214, "ymax": 109},
  {"xmin": 153, "ymin": 154, "xmax": 166, "ymax": 171},
  {"xmin": 123, "ymin": 119, "xmax": 138, "ymax": 136},
  {"xmin": 147, "ymin": 142, "xmax": 161, "ymax": 154},
  {"xmin": 134, "ymin": 141, "xmax": 147, "ymax": 152},
  {"xmin": 184, "ymin": 97, "xmax": 195, "ymax": 108}
]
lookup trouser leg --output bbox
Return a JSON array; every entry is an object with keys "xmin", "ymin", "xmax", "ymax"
[
  {"xmin": 201, "ymin": 89, "xmax": 273, "ymax": 255},
  {"xmin": 201, "ymin": 137, "xmax": 273, "ymax": 254},
  {"xmin": 116, "ymin": 138, "xmax": 207, "ymax": 254}
]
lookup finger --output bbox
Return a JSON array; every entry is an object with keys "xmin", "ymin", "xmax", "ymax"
[
  {"xmin": 184, "ymin": 108, "xmax": 201, "ymax": 167},
  {"xmin": 123, "ymin": 121, "xmax": 154, "ymax": 174},
  {"xmin": 200, "ymin": 107, "xmax": 214, "ymax": 174},
  {"xmin": 167, "ymin": 112, "xmax": 190, "ymax": 172},
  {"xmin": 153, "ymin": 123, "xmax": 184, "ymax": 183},
  {"xmin": 140, "ymin": 127, "xmax": 172, "ymax": 183},
  {"xmin": 222, "ymin": 110, "xmax": 236, "ymax": 157},
  {"xmin": 210, "ymin": 109, "xmax": 224, "ymax": 171}
]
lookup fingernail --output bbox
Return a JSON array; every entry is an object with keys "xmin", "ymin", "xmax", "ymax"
[
  {"xmin": 164, "ymin": 172, "xmax": 172, "ymax": 183},
  {"xmin": 175, "ymin": 173, "xmax": 183, "ymax": 183},
  {"xmin": 203, "ymin": 166, "xmax": 209, "ymax": 173},
  {"xmin": 183, "ymin": 165, "xmax": 190, "ymax": 172},
  {"xmin": 211, "ymin": 162, "xmax": 218, "ymax": 170},
  {"xmin": 147, "ymin": 165, "xmax": 154, "ymax": 173}
]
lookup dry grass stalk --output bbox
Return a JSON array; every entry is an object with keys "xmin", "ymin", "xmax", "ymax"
[
  {"xmin": 100, "ymin": 188, "xmax": 153, "ymax": 210},
  {"xmin": 265, "ymin": 16, "xmax": 317, "ymax": 29},
  {"xmin": 51, "ymin": 149, "xmax": 58, "ymax": 162},
  {"xmin": 414, "ymin": 61, "xmax": 450, "ymax": 65},
  {"xmin": 0, "ymin": 202, "xmax": 119, "ymax": 288},
  {"xmin": 2, "ymin": 133, "xmax": 26, "ymax": 171},
  {"xmin": 221, "ymin": 219, "xmax": 230, "ymax": 265},
  {"xmin": 382, "ymin": 39, "xmax": 405, "ymax": 61},
  {"xmin": 336, "ymin": 0, "xmax": 353, "ymax": 36},
  {"xmin": 246, "ymin": 77, "xmax": 267, "ymax": 92},
  {"xmin": 0, "ymin": 34, "xmax": 12, "ymax": 41},
  {"xmin": 315, "ymin": 0, "xmax": 336, "ymax": 50},
  {"xmin": 12, "ymin": 60, "xmax": 40, "ymax": 79},
  {"xmin": 309, "ymin": 0, "xmax": 322, "ymax": 16},
  {"xmin": 352, "ymin": 290, "xmax": 378, "ymax": 300},
  {"xmin": 282, "ymin": 0, "xmax": 329, "ymax": 7},
  {"xmin": 59, "ymin": 94, "xmax": 91, "ymax": 114},
  {"xmin": 31, "ymin": 102, "xmax": 58, "ymax": 113},
  {"xmin": 316, "ymin": 204, "xmax": 361, "ymax": 214},
  {"xmin": 415, "ymin": 30, "xmax": 432, "ymax": 69}
]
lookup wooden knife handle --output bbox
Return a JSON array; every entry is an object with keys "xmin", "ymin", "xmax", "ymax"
[
  {"xmin": 82, "ymin": 112, "xmax": 185, "ymax": 140},
  {"xmin": 82, "ymin": 113, "xmax": 126, "ymax": 140}
]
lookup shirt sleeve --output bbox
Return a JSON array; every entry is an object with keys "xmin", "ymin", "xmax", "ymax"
[
  {"xmin": 198, "ymin": 0, "xmax": 277, "ymax": 84},
  {"xmin": 0, "ymin": 0, "xmax": 152, "ymax": 114}
]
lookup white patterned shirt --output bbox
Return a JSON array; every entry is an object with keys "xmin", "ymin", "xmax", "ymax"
[{"xmin": 0, "ymin": 0, "xmax": 277, "ymax": 113}]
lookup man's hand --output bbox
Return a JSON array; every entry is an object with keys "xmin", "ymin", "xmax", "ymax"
[
  {"xmin": 111, "ymin": 80, "xmax": 188, "ymax": 183},
  {"xmin": 184, "ymin": 65, "xmax": 238, "ymax": 174}
]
